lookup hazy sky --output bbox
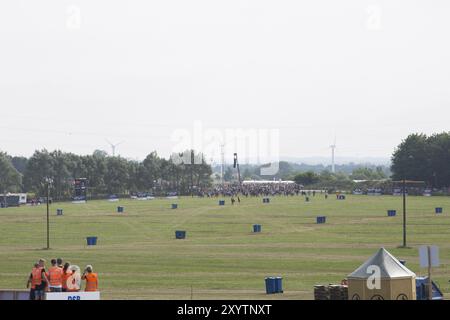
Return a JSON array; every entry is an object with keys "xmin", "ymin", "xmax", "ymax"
[{"xmin": 1, "ymin": 1, "xmax": 449, "ymax": 164}]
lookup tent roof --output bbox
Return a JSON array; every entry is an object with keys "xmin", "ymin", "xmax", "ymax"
[{"xmin": 348, "ymin": 248, "xmax": 416, "ymax": 279}]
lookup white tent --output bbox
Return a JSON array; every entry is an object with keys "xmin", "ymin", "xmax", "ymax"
[{"xmin": 347, "ymin": 248, "xmax": 417, "ymax": 300}]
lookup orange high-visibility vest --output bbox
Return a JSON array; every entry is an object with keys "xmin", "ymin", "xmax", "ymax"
[
  {"xmin": 48, "ymin": 266, "xmax": 63, "ymax": 286},
  {"xmin": 31, "ymin": 267, "xmax": 43, "ymax": 288},
  {"xmin": 62, "ymin": 271, "xmax": 72, "ymax": 290},
  {"xmin": 84, "ymin": 273, "xmax": 98, "ymax": 292}
]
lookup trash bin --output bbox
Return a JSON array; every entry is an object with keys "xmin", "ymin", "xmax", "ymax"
[
  {"xmin": 274, "ymin": 277, "xmax": 283, "ymax": 293},
  {"xmin": 56, "ymin": 209, "xmax": 63, "ymax": 216},
  {"xmin": 265, "ymin": 277, "xmax": 276, "ymax": 294},
  {"xmin": 253, "ymin": 224, "xmax": 261, "ymax": 233},
  {"xmin": 435, "ymin": 207, "xmax": 443, "ymax": 214},
  {"xmin": 172, "ymin": 204, "xmax": 178, "ymax": 209},
  {"xmin": 387, "ymin": 210, "xmax": 396, "ymax": 217},
  {"xmin": 265, "ymin": 277, "xmax": 283, "ymax": 294},
  {"xmin": 86, "ymin": 237, "xmax": 97, "ymax": 246},
  {"xmin": 175, "ymin": 230, "xmax": 186, "ymax": 239},
  {"xmin": 316, "ymin": 216, "xmax": 326, "ymax": 224},
  {"xmin": 117, "ymin": 206, "xmax": 124, "ymax": 213},
  {"xmin": 219, "ymin": 200, "xmax": 225, "ymax": 206}
]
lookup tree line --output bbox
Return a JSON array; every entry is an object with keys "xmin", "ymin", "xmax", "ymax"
[
  {"xmin": 391, "ymin": 132, "xmax": 450, "ymax": 188},
  {"xmin": 0, "ymin": 149, "xmax": 212, "ymax": 200}
]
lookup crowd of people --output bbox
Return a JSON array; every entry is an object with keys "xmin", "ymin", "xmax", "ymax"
[
  {"xmin": 195, "ymin": 183, "xmax": 323, "ymax": 198},
  {"xmin": 26, "ymin": 258, "xmax": 98, "ymax": 300}
]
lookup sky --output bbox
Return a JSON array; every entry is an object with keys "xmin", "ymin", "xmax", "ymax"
[{"xmin": 0, "ymin": 1, "xmax": 449, "ymax": 165}]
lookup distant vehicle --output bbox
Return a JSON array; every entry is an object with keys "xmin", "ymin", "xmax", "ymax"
[
  {"xmin": 1, "ymin": 193, "xmax": 27, "ymax": 206},
  {"xmin": 108, "ymin": 194, "xmax": 119, "ymax": 202},
  {"xmin": 352, "ymin": 189, "xmax": 363, "ymax": 195}
]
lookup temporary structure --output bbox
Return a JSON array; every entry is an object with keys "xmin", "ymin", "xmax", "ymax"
[{"xmin": 347, "ymin": 247, "xmax": 416, "ymax": 300}]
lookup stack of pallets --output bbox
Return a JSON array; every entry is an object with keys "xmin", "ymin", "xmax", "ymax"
[
  {"xmin": 329, "ymin": 285, "xmax": 348, "ymax": 300},
  {"xmin": 313, "ymin": 285, "xmax": 329, "ymax": 300}
]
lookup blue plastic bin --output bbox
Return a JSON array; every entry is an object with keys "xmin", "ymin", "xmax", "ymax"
[
  {"xmin": 265, "ymin": 277, "xmax": 283, "ymax": 294},
  {"xmin": 172, "ymin": 204, "xmax": 178, "ymax": 209},
  {"xmin": 219, "ymin": 200, "xmax": 225, "ymax": 206},
  {"xmin": 86, "ymin": 236, "xmax": 97, "ymax": 246},
  {"xmin": 117, "ymin": 206, "xmax": 124, "ymax": 213},
  {"xmin": 435, "ymin": 207, "xmax": 443, "ymax": 214},
  {"xmin": 316, "ymin": 216, "xmax": 326, "ymax": 224},
  {"xmin": 175, "ymin": 230, "xmax": 186, "ymax": 239},
  {"xmin": 274, "ymin": 277, "xmax": 283, "ymax": 293},
  {"xmin": 56, "ymin": 209, "xmax": 63, "ymax": 216},
  {"xmin": 253, "ymin": 224, "xmax": 261, "ymax": 233},
  {"xmin": 387, "ymin": 210, "xmax": 396, "ymax": 217}
]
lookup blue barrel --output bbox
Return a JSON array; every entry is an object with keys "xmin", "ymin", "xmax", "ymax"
[
  {"xmin": 387, "ymin": 210, "xmax": 396, "ymax": 217},
  {"xmin": 435, "ymin": 207, "xmax": 443, "ymax": 214},
  {"xmin": 316, "ymin": 216, "xmax": 326, "ymax": 224},
  {"xmin": 175, "ymin": 230, "xmax": 186, "ymax": 239},
  {"xmin": 265, "ymin": 277, "xmax": 276, "ymax": 294},
  {"xmin": 172, "ymin": 204, "xmax": 178, "ymax": 209},
  {"xmin": 219, "ymin": 200, "xmax": 225, "ymax": 206},
  {"xmin": 86, "ymin": 236, "xmax": 97, "ymax": 246},
  {"xmin": 274, "ymin": 277, "xmax": 283, "ymax": 293},
  {"xmin": 56, "ymin": 209, "xmax": 63, "ymax": 216},
  {"xmin": 117, "ymin": 206, "xmax": 124, "ymax": 213},
  {"xmin": 253, "ymin": 224, "xmax": 261, "ymax": 233}
]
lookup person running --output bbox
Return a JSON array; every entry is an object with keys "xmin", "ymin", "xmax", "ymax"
[
  {"xmin": 81, "ymin": 265, "xmax": 98, "ymax": 292},
  {"xmin": 61, "ymin": 262, "xmax": 72, "ymax": 292},
  {"xmin": 48, "ymin": 259, "xmax": 63, "ymax": 292}
]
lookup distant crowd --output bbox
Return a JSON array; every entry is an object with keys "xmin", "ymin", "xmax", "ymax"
[
  {"xmin": 194, "ymin": 183, "xmax": 325, "ymax": 198},
  {"xmin": 27, "ymin": 258, "xmax": 98, "ymax": 300}
]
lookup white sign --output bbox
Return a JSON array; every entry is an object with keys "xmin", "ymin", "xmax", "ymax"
[
  {"xmin": 419, "ymin": 246, "xmax": 439, "ymax": 268},
  {"xmin": 46, "ymin": 292, "xmax": 100, "ymax": 300}
]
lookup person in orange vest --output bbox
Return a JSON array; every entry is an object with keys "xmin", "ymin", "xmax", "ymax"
[
  {"xmin": 26, "ymin": 262, "xmax": 39, "ymax": 300},
  {"xmin": 48, "ymin": 259, "xmax": 64, "ymax": 292},
  {"xmin": 61, "ymin": 262, "xmax": 72, "ymax": 292},
  {"xmin": 27, "ymin": 259, "xmax": 49, "ymax": 300},
  {"xmin": 81, "ymin": 265, "xmax": 98, "ymax": 292}
]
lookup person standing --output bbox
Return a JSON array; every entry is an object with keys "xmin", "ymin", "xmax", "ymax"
[
  {"xmin": 81, "ymin": 265, "xmax": 98, "ymax": 292},
  {"xmin": 61, "ymin": 262, "xmax": 72, "ymax": 292},
  {"xmin": 57, "ymin": 258, "xmax": 64, "ymax": 269},
  {"xmin": 48, "ymin": 259, "xmax": 63, "ymax": 292},
  {"xmin": 31, "ymin": 259, "xmax": 49, "ymax": 300},
  {"xmin": 26, "ymin": 262, "xmax": 39, "ymax": 300}
]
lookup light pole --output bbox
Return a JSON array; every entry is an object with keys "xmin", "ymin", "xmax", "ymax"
[{"xmin": 44, "ymin": 177, "xmax": 53, "ymax": 250}]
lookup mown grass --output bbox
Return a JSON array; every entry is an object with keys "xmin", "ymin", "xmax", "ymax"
[{"xmin": 0, "ymin": 195, "xmax": 449, "ymax": 299}]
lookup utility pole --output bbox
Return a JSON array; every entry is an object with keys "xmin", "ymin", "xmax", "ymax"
[
  {"xmin": 220, "ymin": 144, "xmax": 225, "ymax": 185},
  {"xmin": 402, "ymin": 179, "xmax": 407, "ymax": 248},
  {"xmin": 45, "ymin": 177, "xmax": 53, "ymax": 250}
]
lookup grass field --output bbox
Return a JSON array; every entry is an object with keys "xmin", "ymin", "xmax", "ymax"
[{"xmin": 0, "ymin": 195, "xmax": 449, "ymax": 300}]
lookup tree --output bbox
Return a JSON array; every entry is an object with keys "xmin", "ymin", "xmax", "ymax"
[
  {"xmin": 0, "ymin": 152, "xmax": 22, "ymax": 202},
  {"xmin": 293, "ymin": 171, "xmax": 320, "ymax": 185},
  {"xmin": 23, "ymin": 150, "xmax": 55, "ymax": 196},
  {"xmin": 391, "ymin": 132, "xmax": 450, "ymax": 187}
]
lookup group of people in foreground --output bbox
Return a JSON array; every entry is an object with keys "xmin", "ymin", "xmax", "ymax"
[{"xmin": 26, "ymin": 258, "xmax": 98, "ymax": 300}]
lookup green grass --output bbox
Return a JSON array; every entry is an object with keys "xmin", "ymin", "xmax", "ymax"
[{"xmin": 0, "ymin": 195, "xmax": 449, "ymax": 299}]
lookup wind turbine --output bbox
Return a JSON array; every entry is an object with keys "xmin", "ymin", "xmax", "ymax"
[
  {"xmin": 330, "ymin": 137, "xmax": 337, "ymax": 173},
  {"xmin": 106, "ymin": 139, "xmax": 124, "ymax": 157}
]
